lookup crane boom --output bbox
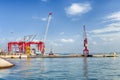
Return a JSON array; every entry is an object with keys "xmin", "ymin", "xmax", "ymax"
[
  {"xmin": 83, "ymin": 25, "xmax": 87, "ymax": 39},
  {"xmin": 43, "ymin": 12, "xmax": 52, "ymax": 42},
  {"xmin": 31, "ymin": 33, "xmax": 38, "ymax": 41},
  {"xmin": 41, "ymin": 12, "xmax": 52, "ymax": 55}
]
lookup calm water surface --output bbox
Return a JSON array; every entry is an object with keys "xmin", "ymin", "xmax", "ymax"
[{"xmin": 0, "ymin": 57, "xmax": 120, "ymax": 80}]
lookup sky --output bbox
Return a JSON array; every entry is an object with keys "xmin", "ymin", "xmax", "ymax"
[{"xmin": 0, "ymin": 0, "xmax": 120, "ymax": 53}]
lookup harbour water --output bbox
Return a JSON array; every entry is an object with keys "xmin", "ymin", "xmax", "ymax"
[{"xmin": 0, "ymin": 57, "xmax": 120, "ymax": 80}]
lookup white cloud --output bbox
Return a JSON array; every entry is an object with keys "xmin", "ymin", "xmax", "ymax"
[
  {"xmin": 93, "ymin": 32, "xmax": 120, "ymax": 41},
  {"xmin": 105, "ymin": 11, "xmax": 120, "ymax": 22},
  {"xmin": 91, "ymin": 11, "xmax": 120, "ymax": 34},
  {"xmin": 52, "ymin": 43, "xmax": 60, "ymax": 46},
  {"xmin": 60, "ymin": 32, "xmax": 65, "ymax": 35},
  {"xmin": 89, "ymin": 11, "xmax": 120, "ymax": 43},
  {"xmin": 32, "ymin": 16, "xmax": 47, "ymax": 21},
  {"xmin": 50, "ymin": 42, "xmax": 62, "ymax": 47},
  {"xmin": 61, "ymin": 38, "xmax": 74, "ymax": 43},
  {"xmin": 41, "ymin": 17, "xmax": 47, "ymax": 21},
  {"xmin": 32, "ymin": 16, "xmax": 41, "ymax": 20},
  {"xmin": 92, "ymin": 41, "xmax": 97, "ymax": 45},
  {"xmin": 91, "ymin": 22, "xmax": 120, "ymax": 34},
  {"xmin": 90, "ymin": 29, "xmax": 120, "ymax": 42},
  {"xmin": 41, "ymin": 0, "xmax": 47, "ymax": 2},
  {"xmin": 65, "ymin": 3, "xmax": 91, "ymax": 16}
]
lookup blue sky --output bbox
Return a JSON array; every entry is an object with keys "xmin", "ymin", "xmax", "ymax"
[{"xmin": 0, "ymin": 0, "xmax": 120, "ymax": 53}]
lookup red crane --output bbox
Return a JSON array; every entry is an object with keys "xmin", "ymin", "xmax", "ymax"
[{"xmin": 83, "ymin": 25, "xmax": 89, "ymax": 56}]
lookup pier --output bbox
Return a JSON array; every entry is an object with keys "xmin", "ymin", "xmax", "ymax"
[
  {"xmin": 1, "ymin": 53, "xmax": 118, "ymax": 58},
  {"xmin": 0, "ymin": 53, "xmax": 27, "ymax": 59},
  {"xmin": 39, "ymin": 53, "xmax": 118, "ymax": 58}
]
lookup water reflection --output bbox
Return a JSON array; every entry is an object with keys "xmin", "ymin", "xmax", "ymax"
[
  {"xmin": 26, "ymin": 58, "xmax": 46, "ymax": 72},
  {"xmin": 83, "ymin": 57, "xmax": 88, "ymax": 80},
  {"xmin": 113, "ymin": 57, "xmax": 117, "ymax": 60},
  {"xmin": 15, "ymin": 58, "xmax": 46, "ymax": 79},
  {"xmin": 39, "ymin": 58, "xmax": 45, "ymax": 72}
]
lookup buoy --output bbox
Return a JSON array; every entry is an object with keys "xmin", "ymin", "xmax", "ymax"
[{"xmin": 0, "ymin": 58, "xmax": 15, "ymax": 69}]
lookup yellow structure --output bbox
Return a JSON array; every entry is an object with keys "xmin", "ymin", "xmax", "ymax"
[{"xmin": 25, "ymin": 46, "xmax": 31, "ymax": 55}]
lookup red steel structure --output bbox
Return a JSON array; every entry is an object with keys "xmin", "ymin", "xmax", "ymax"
[
  {"xmin": 8, "ymin": 12, "xmax": 52, "ymax": 55},
  {"xmin": 8, "ymin": 42, "xmax": 25, "ymax": 53},
  {"xmin": 83, "ymin": 25, "xmax": 89, "ymax": 55},
  {"xmin": 8, "ymin": 41, "xmax": 45, "ymax": 54}
]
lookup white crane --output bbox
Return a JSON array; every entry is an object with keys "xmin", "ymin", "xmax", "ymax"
[
  {"xmin": 43, "ymin": 12, "xmax": 52, "ymax": 42},
  {"xmin": 40, "ymin": 12, "xmax": 52, "ymax": 55},
  {"xmin": 31, "ymin": 33, "xmax": 39, "ymax": 41}
]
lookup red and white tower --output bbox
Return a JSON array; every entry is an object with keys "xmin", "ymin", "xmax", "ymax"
[{"xmin": 83, "ymin": 25, "xmax": 89, "ymax": 56}]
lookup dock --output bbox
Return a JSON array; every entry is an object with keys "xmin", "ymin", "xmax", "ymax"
[
  {"xmin": 0, "ymin": 53, "xmax": 118, "ymax": 59},
  {"xmin": 0, "ymin": 54, "xmax": 27, "ymax": 59},
  {"xmin": 30, "ymin": 53, "xmax": 119, "ymax": 58}
]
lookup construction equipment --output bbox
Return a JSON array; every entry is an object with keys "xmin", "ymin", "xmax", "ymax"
[
  {"xmin": 43, "ymin": 12, "xmax": 52, "ymax": 42},
  {"xmin": 83, "ymin": 25, "xmax": 89, "ymax": 56},
  {"xmin": 41, "ymin": 12, "xmax": 52, "ymax": 54},
  {"xmin": 7, "ymin": 13, "xmax": 52, "ymax": 55},
  {"xmin": 31, "ymin": 33, "xmax": 38, "ymax": 41}
]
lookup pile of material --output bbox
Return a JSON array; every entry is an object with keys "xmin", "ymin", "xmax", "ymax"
[{"xmin": 0, "ymin": 58, "xmax": 14, "ymax": 69}]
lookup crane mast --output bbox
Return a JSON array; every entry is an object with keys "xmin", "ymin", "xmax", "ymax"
[{"xmin": 83, "ymin": 25, "xmax": 89, "ymax": 56}]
